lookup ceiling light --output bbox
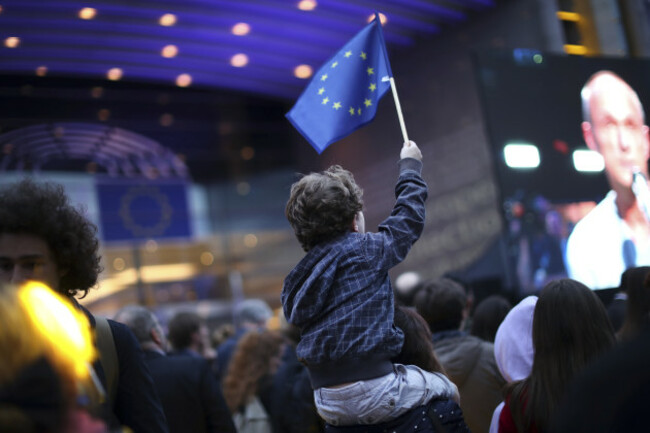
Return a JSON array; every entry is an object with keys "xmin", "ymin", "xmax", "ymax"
[
  {"xmin": 231, "ymin": 22, "xmax": 250, "ymax": 36},
  {"xmin": 176, "ymin": 73, "xmax": 192, "ymax": 87},
  {"xmin": 200, "ymin": 252, "xmax": 214, "ymax": 266},
  {"xmin": 294, "ymin": 64, "xmax": 313, "ymax": 79},
  {"xmin": 159, "ymin": 13, "xmax": 176, "ymax": 26},
  {"xmin": 4, "ymin": 37, "xmax": 20, "ymax": 48},
  {"xmin": 79, "ymin": 7, "xmax": 96, "ymax": 20},
  {"xmin": 97, "ymin": 109, "xmax": 110, "ymax": 121},
  {"xmin": 572, "ymin": 149, "xmax": 604, "ymax": 172},
  {"xmin": 35, "ymin": 66, "xmax": 47, "ymax": 77},
  {"xmin": 91, "ymin": 86, "xmax": 103, "ymax": 98},
  {"xmin": 161, "ymin": 44, "xmax": 178, "ymax": 58},
  {"xmin": 241, "ymin": 146, "xmax": 255, "ymax": 160},
  {"xmin": 244, "ymin": 234, "xmax": 258, "ymax": 248},
  {"xmin": 160, "ymin": 113, "xmax": 174, "ymax": 127},
  {"xmin": 503, "ymin": 143, "xmax": 540, "ymax": 169},
  {"xmin": 230, "ymin": 53, "xmax": 249, "ymax": 67},
  {"xmin": 367, "ymin": 12, "xmax": 387, "ymax": 25},
  {"xmin": 107, "ymin": 68, "xmax": 122, "ymax": 80},
  {"xmin": 297, "ymin": 0, "xmax": 317, "ymax": 11}
]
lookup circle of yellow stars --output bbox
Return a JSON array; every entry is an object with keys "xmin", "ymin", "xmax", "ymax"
[{"xmin": 315, "ymin": 49, "xmax": 380, "ymax": 117}]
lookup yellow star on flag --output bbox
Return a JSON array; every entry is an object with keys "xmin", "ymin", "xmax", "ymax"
[
  {"xmin": 367, "ymin": 67, "xmax": 374, "ymax": 75},
  {"xmin": 369, "ymin": 83, "xmax": 377, "ymax": 91},
  {"xmin": 331, "ymin": 61, "xmax": 338, "ymax": 68},
  {"xmin": 364, "ymin": 99, "xmax": 372, "ymax": 107},
  {"xmin": 321, "ymin": 74, "xmax": 328, "ymax": 81},
  {"xmin": 357, "ymin": 108, "xmax": 362, "ymax": 115},
  {"xmin": 344, "ymin": 51, "xmax": 352, "ymax": 58},
  {"xmin": 322, "ymin": 97, "xmax": 329, "ymax": 105},
  {"xmin": 333, "ymin": 102, "xmax": 342, "ymax": 110},
  {"xmin": 318, "ymin": 87, "xmax": 325, "ymax": 95},
  {"xmin": 349, "ymin": 107, "xmax": 355, "ymax": 115},
  {"xmin": 360, "ymin": 52, "xmax": 367, "ymax": 60}
]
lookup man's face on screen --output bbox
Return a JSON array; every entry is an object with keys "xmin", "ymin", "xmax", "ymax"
[{"xmin": 587, "ymin": 75, "xmax": 650, "ymax": 191}]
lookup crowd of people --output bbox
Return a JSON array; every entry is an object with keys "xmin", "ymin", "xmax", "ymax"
[{"xmin": 2, "ymin": 68, "xmax": 650, "ymax": 433}]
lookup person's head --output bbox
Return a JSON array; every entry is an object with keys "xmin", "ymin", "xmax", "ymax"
[
  {"xmin": 494, "ymin": 296, "xmax": 537, "ymax": 384},
  {"xmin": 510, "ymin": 279, "xmax": 615, "ymax": 432},
  {"xmin": 234, "ymin": 298, "xmax": 273, "ymax": 330},
  {"xmin": 222, "ymin": 330, "xmax": 285, "ymax": 412},
  {"xmin": 581, "ymin": 70, "xmax": 650, "ymax": 192},
  {"xmin": 114, "ymin": 305, "xmax": 168, "ymax": 352},
  {"xmin": 618, "ymin": 266, "xmax": 650, "ymax": 341},
  {"xmin": 167, "ymin": 311, "xmax": 206, "ymax": 353},
  {"xmin": 0, "ymin": 179, "xmax": 102, "ymax": 298},
  {"xmin": 392, "ymin": 306, "xmax": 445, "ymax": 374},
  {"xmin": 470, "ymin": 295, "xmax": 512, "ymax": 343},
  {"xmin": 414, "ymin": 278, "xmax": 468, "ymax": 333},
  {"xmin": 285, "ymin": 165, "xmax": 364, "ymax": 252}
]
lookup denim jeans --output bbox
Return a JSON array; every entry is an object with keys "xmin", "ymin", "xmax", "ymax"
[{"xmin": 313, "ymin": 363, "xmax": 459, "ymax": 426}]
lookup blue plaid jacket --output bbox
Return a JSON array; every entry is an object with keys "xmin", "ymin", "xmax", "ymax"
[{"xmin": 282, "ymin": 158, "xmax": 427, "ymax": 388}]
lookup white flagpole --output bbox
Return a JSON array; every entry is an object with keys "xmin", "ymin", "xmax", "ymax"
[{"xmin": 384, "ymin": 76, "xmax": 409, "ymax": 143}]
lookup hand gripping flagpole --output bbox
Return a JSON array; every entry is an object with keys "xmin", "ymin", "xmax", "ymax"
[{"xmin": 375, "ymin": 12, "xmax": 409, "ymax": 144}]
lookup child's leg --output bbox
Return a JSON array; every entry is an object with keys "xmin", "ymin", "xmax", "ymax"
[{"xmin": 314, "ymin": 364, "xmax": 458, "ymax": 426}]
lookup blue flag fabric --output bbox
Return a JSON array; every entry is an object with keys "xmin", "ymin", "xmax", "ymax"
[{"xmin": 286, "ymin": 17, "xmax": 392, "ymax": 153}]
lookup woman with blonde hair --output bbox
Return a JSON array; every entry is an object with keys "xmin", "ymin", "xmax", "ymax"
[{"xmin": 223, "ymin": 330, "xmax": 285, "ymax": 433}]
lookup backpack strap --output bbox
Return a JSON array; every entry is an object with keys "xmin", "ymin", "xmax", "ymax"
[{"xmin": 95, "ymin": 316, "xmax": 119, "ymax": 409}]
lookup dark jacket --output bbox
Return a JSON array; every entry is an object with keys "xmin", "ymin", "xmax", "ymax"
[
  {"xmin": 282, "ymin": 158, "xmax": 427, "ymax": 388},
  {"xmin": 90, "ymin": 314, "xmax": 169, "ymax": 433},
  {"xmin": 144, "ymin": 350, "xmax": 236, "ymax": 433},
  {"xmin": 433, "ymin": 331, "xmax": 505, "ymax": 433},
  {"xmin": 323, "ymin": 398, "xmax": 470, "ymax": 433}
]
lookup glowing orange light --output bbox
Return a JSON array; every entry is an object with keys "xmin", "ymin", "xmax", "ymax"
[
  {"xmin": 4, "ymin": 37, "xmax": 20, "ymax": 48},
  {"xmin": 367, "ymin": 12, "xmax": 387, "ymax": 25},
  {"xmin": 35, "ymin": 66, "xmax": 47, "ymax": 77},
  {"xmin": 294, "ymin": 64, "xmax": 313, "ymax": 79},
  {"xmin": 78, "ymin": 7, "xmax": 96, "ymax": 20},
  {"xmin": 176, "ymin": 73, "xmax": 192, "ymax": 87},
  {"xmin": 161, "ymin": 44, "xmax": 178, "ymax": 58},
  {"xmin": 230, "ymin": 53, "xmax": 249, "ymax": 68},
  {"xmin": 159, "ymin": 13, "xmax": 177, "ymax": 26},
  {"xmin": 18, "ymin": 282, "xmax": 96, "ymax": 380},
  {"xmin": 297, "ymin": 0, "xmax": 317, "ymax": 11},
  {"xmin": 107, "ymin": 68, "xmax": 123, "ymax": 81},
  {"xmin": 232, "ymin": 22, "xmax": 251, "ymax": 36}
]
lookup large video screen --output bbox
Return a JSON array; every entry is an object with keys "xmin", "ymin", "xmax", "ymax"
[{"xmin": 474, "ymin": 50, "xmax": 650, "ymax": 293}]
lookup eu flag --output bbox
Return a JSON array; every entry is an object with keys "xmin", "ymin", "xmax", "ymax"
[{"xmin": 286, "ymin": 16, "xmax": 392, "ymax": 154}]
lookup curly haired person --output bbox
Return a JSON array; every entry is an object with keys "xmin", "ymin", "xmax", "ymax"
[
  {"xmin": 0, "ymin": 179, "xmax": 168, "ymax": 433},
  {"xmin": 282, "ymin": 141, "xmax": 458, "ymax": 427}
]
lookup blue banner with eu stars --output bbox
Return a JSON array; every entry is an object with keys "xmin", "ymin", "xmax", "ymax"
[
  {"xmin": 96, "ymin": 178, "xmax": 191, "ymax": 242},
  {"xmin": 286, "ymin": 15, "xmax": 393, "ymax": 153}
]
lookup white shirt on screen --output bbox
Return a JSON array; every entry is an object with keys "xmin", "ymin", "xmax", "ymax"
[{"xmin": 566, "ymin": 190, "xmax": 650, "ymax": 289}]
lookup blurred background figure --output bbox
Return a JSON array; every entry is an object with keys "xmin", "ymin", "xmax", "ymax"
[
  {"xmin": 222, "ymin": 330, "xmax": 285, "ymax": 433},
  {"xmin": 470, "ymin": 295, "xmax": 512, "ymax": 343},
  {"xmin": 265, "ymin": 316, "xmax": 324, "ymax": 433},
  {"xmin": 615, "ymin": 266, "xmax": 650, "ymax": 340},
  {"xmin": 0, "ymin": 282, "xmax": 106, "ymax": 433},
  {"xmin": 217, "ymin": 299, "xmax": 273, "ymax": 381},
  {"xmin": 499, "ymin": 279, "xmax": 615, "ymax": 433},
  {"xmin": 167, "ymin": 311, "xmax": 212, "ymax": 359},
  {"xmin": 414, "ymin": 278, "xmax": 505, "ymax": 433},
  {"xmin": 489, "ymin": 296, "xmax": 537, "ymax": 433},
  {"xmin": 393, "ymin": 271, "xmax": 423, "ymax": 307},
  {"xmin": 114, "ymin": 306, "xmax": 236, "ymax": 433}
]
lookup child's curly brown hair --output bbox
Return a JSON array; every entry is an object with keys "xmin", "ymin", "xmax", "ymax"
[{"xmin": 285, "ymin": 165, "xmax": 363, "ymax": 252}]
